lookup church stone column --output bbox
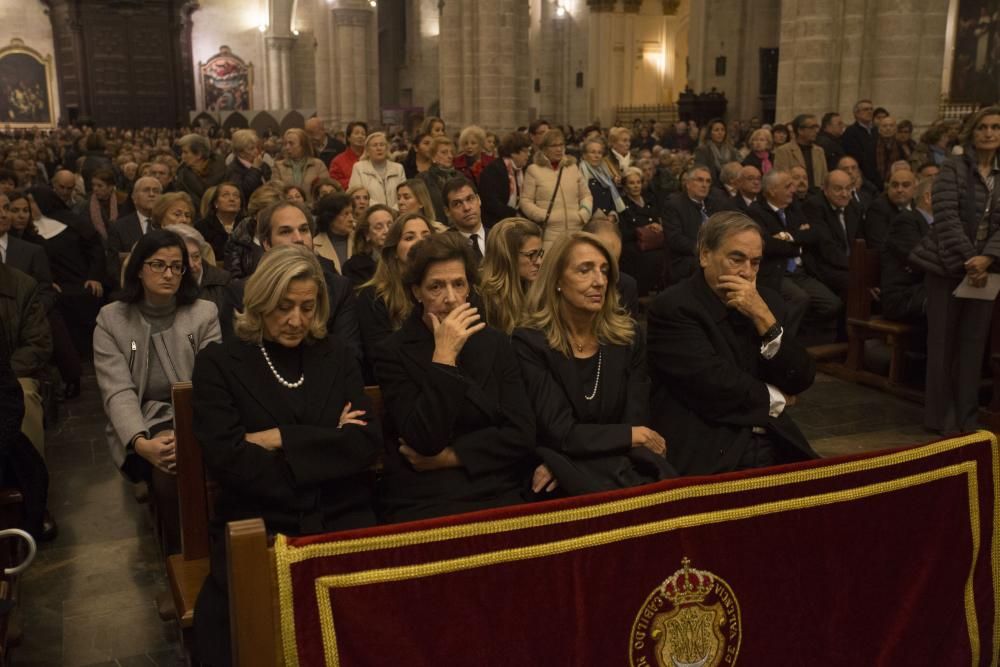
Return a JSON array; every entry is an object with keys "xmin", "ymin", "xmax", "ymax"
[
  {"xmin": 327, "ymin": 2, "xmax": 378, "ymax": 127},
  {"xmin": 266, "ymin": 36, "xmax": 295, "ymax": 109}
]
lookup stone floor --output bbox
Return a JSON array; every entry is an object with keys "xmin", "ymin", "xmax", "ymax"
[{"xmin": 11, "ymin": 366, "xmax": 936, "ymax": 666}]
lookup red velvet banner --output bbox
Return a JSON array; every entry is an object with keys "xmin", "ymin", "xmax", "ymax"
[{"xmin": 275, "ymin": 432, "xmax": 1000, "ymax": 666}]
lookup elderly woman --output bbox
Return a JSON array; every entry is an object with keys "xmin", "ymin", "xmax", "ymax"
[
  {"xmin": 348, "ymin": 132, "xmax": 406, "ymax": 208},
  {"xmin": 513, "ymin": 232, "xmax": 673, "ymax": 496},
  {"xmin": 93, "ymin": 229, "xmax": 221, "ymax": 553},
  {"xmin": 911, "ymin": 106, "xmax": 1000, "ymax": 435},
  {"xmin": 742, "ymin": 128, "xmax": 774, "ymax": 175},
  {"xmin": 618, "ymin": 166, "xmax": 664, "ymax": 296},
  {"xmin": 419, "ymin": 136, "xmax": 461, "ymax": 222},
  {"xmin": 73, "ymin": 166, "xmax": 124, "ymax": 239},
  {"xmin": 694, "ymin": 118, "xmax": 742, "ymax": 184},
  {"xmin": 310, "ymin": 177, "xmax": 341, "ymax": 206},
  {"xmin": 225, "ymin": 129, "xmax": 271, "ymax": 203},
  {"xmin": 479, "ymin": 217, "xmax": 544, "ymax": 334},
  {"xmin": 342, "ymin": 204, "xmax": 393, "ymax": 286},
  {"xmin": 374, "ymin": 232, "xmax": 536, "ymax": 522},
  {"xmin": 167, "ymin": 224, "xmax": 242, "ymax": 340},
  {"xmin": 195, "ymin": 181, "xmax": 243, "ymax": 262},
  {"xmin": 191, "ymin": 244, "xmax": 379, "ymax": 667},
  {"xmin": 579, "ymin": 135, "xmax": 626, "ymax": 219},
  {"xmin": 175, "ymin": 133, "xmax": 226, "ymax": 205},
  {"xmin": 453, "ymin": 125, "xmax": 495, "ymax": 186},
  {"xmin": 312, "ymin": 192, "xmax": 355, "ymax": 273},
  {"xmin": 358, "ymin": 212, "xmax": 435, "ymax": 378},
  {"xmin": 520, "ymin": 128, "xmax": 593, "ymax": 251},
  {"xmin": 479, "ymin": 132, "xmax": 533, "ymax": 227},
  {"xmin": 605, "ymin": 126, "xmax": 633, "ymax": 183},
  {"xmin": 271, "ymin": 128, "xmax": 328, "ymax": 202}
]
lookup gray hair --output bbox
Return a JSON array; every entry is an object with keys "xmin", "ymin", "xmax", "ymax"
[
  {"xmin": 697, "ymin": 211, "xmax": 764, "ymax": 255},
  {"xmin": 682, "ymin": 165, "xmax": 711, "ymax": 183},
  {"xmin": 231, "ymin": 129, "xmax": 259, "ymax": 155},
  {"xmin": 719, "ymin": 161, "xmax": 743, "ymax": 187},
  {"xmin": 762, "ymin": 168, "xmax": 789, "ymax": 194},
  {"xmin": 177, "ymin": 133, "xmax": 211, "ymax": 158}
]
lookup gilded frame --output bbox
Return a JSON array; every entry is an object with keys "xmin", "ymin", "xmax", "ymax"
[{"xmin": 0, "ymin": 38, "xmax": 56, "ymax": 129}]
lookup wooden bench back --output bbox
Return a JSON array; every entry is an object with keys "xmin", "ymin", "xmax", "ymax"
[
  {"xmin": 171, "ymin": 381, "xmax": 211, "ymax": 561},
  {"xmin": 847, "ymin": 238, "xmax": 880, "ymax": 321},
  {"xmin": 227, "ymin": 518, "xmax": 281, "ymax": 666}
]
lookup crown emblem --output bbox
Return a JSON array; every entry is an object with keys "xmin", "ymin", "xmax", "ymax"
[{"xmin": 659, "ymin": 557, "xmax": 715, "ymax": 606}]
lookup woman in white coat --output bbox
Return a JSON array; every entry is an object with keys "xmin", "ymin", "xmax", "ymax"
[
  {"xmin": 348, "ymin": 132, "xmax": 406, "ymax": 209},
  {"xmin": 519, "ymin": 128, "xmax": 593, "ymax": 251}
]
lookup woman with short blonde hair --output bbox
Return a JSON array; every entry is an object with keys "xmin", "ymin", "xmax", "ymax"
[
  {"xmin": 348, "ymin": 132, "xmax": 406, "ymax": 208},
  {"xmin": 152, "ymin": 192, "xmax": 195, "ymax": 228},
  {"xmin": 479, "ymin": 217, "xmax": 543, "ymax": 334},
  {"xmin": 454, "ymin": 125, "xmax": 494, "ymax": 185}
]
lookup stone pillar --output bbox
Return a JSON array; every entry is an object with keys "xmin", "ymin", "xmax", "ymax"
[
  {"xmin": 325, "ymin": 2, "xmax": 378, "ymax": 127},
  {"xmin": 776, "ymin": 0, "xmax": 948, "ymax": 126},
  {"xmin": 265, "ymin": 36, "xmax": 295, "ymax": 109}
]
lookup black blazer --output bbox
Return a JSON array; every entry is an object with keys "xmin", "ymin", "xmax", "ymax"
[
  {"xmin": 342, "ymin": 252, "xmax": 376, "ymax": 287},
  {"xmin": 647, "ymin": 272, "xmax": 818, "ymax": 475},
  {"xmin": 618, "ymin": 271, "xmax": 639, "ymax": 318},
  {"xmin": 373, "ymin": 310, "xmax": 536, "ymax": 523},
  {"xmin": 4, "ymin": 235, "xmax": 56, "ymax": 312},
  {"xmin": 106, "ymin": 212, "xmax": 150, "ymax": 286},
  {"xmin": 512, "ymin": 326, "xmax": 674, "ymax": 496},
  {"xmin": 357, "ymin": 285, "xmax": 395, "ymax": 384},
  {"xmin": 195, "ymin": 214, "xmax": 230, "ymax": 262},
  {"xmin": 225, "ymin": 158, "xmax": 272, "ymax": 204},
  {"xmin": 863, "ymin": 194, "xmax": 908, "ymax": 251},
  {"xmin": 842, "ymin": 122, "xmax": 880, "ymax": 188},
  {"xmin": 881, "ymin": 209, "xmax": 930, "ymax": 322},
  {"xmin": 663, "ymin": 192, "xmax": 715, "ymax": 283},
  {"xmin": 800, "ymin": 192, "xmax": 864, "ymax": 292},
  {"xmin": 747, "ymin": 200, "xmax": 813, "ymax": 292},
  {"xmin": 479, "ymin": 158, "xmax": 519, "ymax": 227},
  {"xmin": 319, "ymin": 261, "xmax": 361, "ymax": 366}
]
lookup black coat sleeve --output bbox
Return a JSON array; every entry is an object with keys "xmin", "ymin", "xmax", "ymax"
[
  {"xmin": 326, "ymin": 272, "xmax": 362, "ymax": 365},
  {"xmin": 479, "ymin": 160, "xmax": 517, "ymax": 226}
]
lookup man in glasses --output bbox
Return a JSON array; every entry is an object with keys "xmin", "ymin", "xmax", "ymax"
[
  {"xmin": 842, "ymin": 99, "xmax": 881, "ymax": 189},
  {"xmin": 774, "ymin": 114, "xmax": 828, "ymax": 190}
]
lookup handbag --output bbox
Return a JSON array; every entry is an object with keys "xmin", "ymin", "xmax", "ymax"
[{"xmin": 635, "ymin": 224, "xmax": 664, "ymax": 252}]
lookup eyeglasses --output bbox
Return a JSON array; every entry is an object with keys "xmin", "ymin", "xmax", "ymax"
[
  {"xmin": 144, "ymin": 260, "xmax": 187, "ymax": 275},
  {"xmin": 519, "ymin": 249, "xmax": 545, "ymax": 263}
]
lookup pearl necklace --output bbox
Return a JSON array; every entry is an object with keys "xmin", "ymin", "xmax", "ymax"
[
  {"xmin": 584, "ymin": 348, "xmax": 602, "ymax": 401},
  {"xmin": 260, "ymin": 344, "xmax": 305, "ymax": 389}
]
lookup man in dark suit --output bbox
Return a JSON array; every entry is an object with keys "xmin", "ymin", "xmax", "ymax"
[
  {"xmin": 749, "ymin": 170, "xmax": 842, "ymax": 336},
  {"xmin": 863, "ymin": 167, "xmax": 916, "ymax": 251},
  {"xmin": 836, "ymin": 155, "xmax": 878, "ymax": 211},
  {"xmin": 479, "ymin": 133, "xmax": 532, "ymax": 227},
  {"xmin": 841, "ymin": 99, "xmax": 881, "ymax": 189},
  {"xmin": 0, "ymin": 192, "xmax": 56, "ymax": 312},
  {"xmin": 647, "ymin": 211, "xmax": 818, "ymax": 475},
  {"xmin": 106, "ymin": 176, "xmax": 163, "ymax": 285},
  {"xmin": 663, "ymin": 165, "xmax": 716, "ymax": 283},
  {"xmin": 815, "ymin": 112, "xmax": 846, "ymax": 172},
  {"xmin": 800, "ymin": 169, "xmax": 863, "ymax": 294},
  {"xmin": 881, "ymin": 175, "xmax": 933, "ymax": 323},
  {"xmin": 443, "ymin": 177, "xmax": 488, "ymax": 263},
  {"xmin": 256, "ymin": 200, "xmax": 361, "ymax": 364},
  {"xmin": 718, "ymin": 165, "xmax": 762, "ymax": 213}
]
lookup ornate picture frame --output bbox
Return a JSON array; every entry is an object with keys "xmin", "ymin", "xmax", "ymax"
[
  {"xmin": 0, "ymin": 38, "xmax": 56, "ymax": 128},
  {"xmin": 199, "ymin": 45, "xmax": 254, "ymax": 111}
]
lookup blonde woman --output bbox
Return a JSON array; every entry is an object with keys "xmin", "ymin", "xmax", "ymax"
[
  {"xmin": 478, "ymin": 218, "xmax": 543, "ymax": 334},
  {"xmin": 396, "ymin": 178, "xmax": 448, "ymax": 231},
  {"xmin": 272, "ymin": 128, "xmax": 328, "ymax": 201},
  {"xmin": 151, "ymin": 192, "xmax": 217, "ymax": 265},
  {"xmin": 348, "ymin": 132, "xmax": 406, "ymax": 208},
  {"xmin": 453, "ymin": 124, "xmax": 494, "ymax": 185},
  {"xmin": 742, "ymin": 128, "xmax": 774, "ymax": 175},
  {"xmin": 519, "ymin": 128, "xmax": 592, "ymax": 251},
  {"xmin": 512, "ymin": 232, "xmax": 673, "ymax": 496},
  {"xmin": 191, "ymin": 244, "xmax": 379, "ymax": 667},
  {"xmin": 343, "ymin": 204, "xmax": 393, "ymax": 287}
]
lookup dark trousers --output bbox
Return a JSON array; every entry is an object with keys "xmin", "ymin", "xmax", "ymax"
[
  {"xmin": 924, "ymin": 273, "xmax": 993, "ymax": 434},
  {"xmin": 779, "ymin": 270, "xmax": 843, "ymax": 336}
]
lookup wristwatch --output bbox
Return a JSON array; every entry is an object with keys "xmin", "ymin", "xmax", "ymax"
[{"xmin": 761, "ymin": 322, "xmax": 783, "ymax": 345}]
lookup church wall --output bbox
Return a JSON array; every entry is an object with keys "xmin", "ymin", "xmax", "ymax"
[
  {"xmin": 190, "ymin": 0, "xmax": 266, "ymax": 110},
  {"xmin": 0, "ymin": 0, "xmax": 60, "ymax": 121}
]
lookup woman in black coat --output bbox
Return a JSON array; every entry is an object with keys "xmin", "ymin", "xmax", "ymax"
[
  {"xmin": 618, "ymin": 167, "xmax": 665, "ymax": 296},
  {"xmin": 374, "ymin": 233, "xmax": 537, "ymax": 523},
  {"xmin": 192, "ymin": 245, "xmax": 380, "ymax": 667},
  {"xmin": 513, "ymin": 232, "xmax": 673, "ymax": 496}
]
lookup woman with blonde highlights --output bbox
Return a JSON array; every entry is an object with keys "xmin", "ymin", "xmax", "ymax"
[
  {"xmin": 191, "ymin": 244, "xmax": 380, "ymax": 667},
  {"xmin": 513, "ymin": 232, "xmax": 673, "ymax": 496},
  {"xmin": 479, "ymin": 217, "xmax": 543, "ymax": 334},
  {"xmin": 347, "ymin": 132, "xmax": 406, "ymax": 208}
]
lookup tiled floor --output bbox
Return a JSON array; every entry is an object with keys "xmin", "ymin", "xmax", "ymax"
[{"xmin": 12, "ymin": 365, "xmax": 938, "ymax": 666}]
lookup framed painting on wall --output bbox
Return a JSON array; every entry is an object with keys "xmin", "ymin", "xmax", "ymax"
[
  {"xmin": 0, "ymin": 38, "xmax": 55, "ymax": 128},
  {"xmin": 949, "ymin": 0, "xmax": 1000, "ymax": 105},
  {"xmin": 200, "ymin": 46, "xmax": 253, "ymax": 112}
]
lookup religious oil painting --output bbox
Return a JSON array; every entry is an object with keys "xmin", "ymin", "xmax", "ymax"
[
  {"xmin": 200, "ymin": 45, "xmax": 253, "ymax": 112},
  {"xmin": 0, "ymin": 39, "xmax": 55, "ymax": 128},
  {"xmin": 950, "ymin": 0, "xmax": 1000, "ymax": 104}
]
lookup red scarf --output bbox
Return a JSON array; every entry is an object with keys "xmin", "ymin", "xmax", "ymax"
[{"xmin": 88, "ymin": 193, "xmax": 115, "ymax": 239}]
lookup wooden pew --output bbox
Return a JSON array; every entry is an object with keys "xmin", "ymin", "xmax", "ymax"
[
  {"xmin": 227, "ymin": 519, "xmax": 281, "ymax": 667},
  {"xmin": 166, "ymin": 381, "xmax": 211, "ymax": 651},
  {"xmin": 843, "ymin": 238, "xmax": 921, "ymax": 401}
]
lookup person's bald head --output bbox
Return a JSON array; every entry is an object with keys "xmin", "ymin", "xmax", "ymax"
[
  {"xmin": 131, "ymin": 176, "xmax": 163, "ymax": 216},
  {"xmin": 823, "ymin": 169, "xmax": 853, "ymax": 208},
  {"xmin": 738, "ymin": 165, "xmax": 762, "ymax": 198},
  {"xmin": 878, "ymin": 116, "xmax": 897, "ymax": 139},
  {"xmin": 304, "ymin": 118, "xmax": 327, "ymax": 145},
  {"xmin": 52, "ymin": 169, "xmax": 77, "ymax": 203}
]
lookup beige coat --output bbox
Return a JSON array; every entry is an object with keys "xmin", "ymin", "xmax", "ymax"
[
  {"xmin": 773, "ymin": 141, "xmax": 828, "ymax": 188},
  {"xmin": 520, "ymin": 154, "xmax": 593, "ymax": 250},
  {"xmin": 271, "ymin": 157, "xmax": 328, "ymax": 201},
  {"xmin": 348, "ymin": 159, "xmax": 406, "ymax": 208},
  {"xmin": 313, "ymin": 231, "xmax": 353, "ymax": 274}
]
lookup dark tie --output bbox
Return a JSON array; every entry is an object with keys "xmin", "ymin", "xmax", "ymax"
[
  {"xmin": 469, "ymin": 233, "xmax": 483, "ymax": 261},
  {"xmin": 700, "ymin": 205, "xmax": 708, "ymax": 224},
  {"xmin": 777, "ymin": 209, "xmax": 797, "ymax": 273},
  {"xmin": 837, "ymin": 208, "xmax": 850, "ymax": 255}
]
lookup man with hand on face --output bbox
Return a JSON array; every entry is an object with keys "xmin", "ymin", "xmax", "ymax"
[
  {"xmin": 256, "ymin": 201, "xmax": 361, "ymax": 364},
  {"xmin": 647, "ymin": 212, "xmax": 818, "ymax": 475}
]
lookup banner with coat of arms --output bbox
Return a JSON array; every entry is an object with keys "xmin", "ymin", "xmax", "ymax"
[
  {"xmin": 274, "ymin": 432, "xmax": 1000, "ymax": 666},
  {"xmin": 199, "ymin": 45, "xmax": 252, "ymax": 112}
]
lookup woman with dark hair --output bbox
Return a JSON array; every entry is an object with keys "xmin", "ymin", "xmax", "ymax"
[
  {"xmin": 479, "ymin": 132, "xmax": 533, "ymax": 227},
  {"xmin": 357, "ymin": 212, "xmax": 435, "ymax": 380},
  {"xmin": 374, "ymin": 232, "xmax": 536, "ymax": 522},
  {"xmin": 402, "ymin": 132, "xmax": 434, "ymax": 179},
  {"xmin": 191, "ymin": 244, "xmax": 378, "ymax": 667},
  {"xmin": 513, "ymin": 232, "xmax": 673, "ymax": 496},
  {"xmin": 195, "ymin": 181, "xmax": 243, "ymax": 262},
  {"xmin": 313, "ymin": 191, "xmax": 355, "ymax": 274},
  {"xmin": 74, "ymin": 166, "xmax": 125, "ymax": 240},
  {"xmin": 910, "ymin": 106, "xmax": 1000, "ymax": 435},
  {"xmin": 693, "ymin": 118, "xmax": 741, "ymax": 183},
  {"xmin": 479, "ymin": 217, "xmax": 543, "ymax": 334},
  {"xmin": 26, "ymin": 186, "xmax": 106, "ymax": 356},
  {"xmin": 93, "ymin": 229, "xmax": 221, "ymax": 552},
  {"xmin": 310, "ymin": 177, "xmax": 341, "ymax": 206},
  {"xmin": 342, "ymin": 205, "xmax": 393, "ymax": 286},
  {"xmin": 771, "ymin": 124, "xmax": 791, "ymax": 149}
]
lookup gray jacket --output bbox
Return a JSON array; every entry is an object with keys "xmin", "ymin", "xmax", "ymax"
[{"xmin": 93, "ymin": 299, "xmax": 221, "ymax": 471}]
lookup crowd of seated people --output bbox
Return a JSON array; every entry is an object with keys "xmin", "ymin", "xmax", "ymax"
[{"xmin": 2, "ymin": 102, "xmax": 998, "ymax": 665}]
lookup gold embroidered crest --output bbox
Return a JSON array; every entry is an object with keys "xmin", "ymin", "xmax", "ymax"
[{"xmin": 629, "ymin": 558, "xmax": 741, "ymax": 666}]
